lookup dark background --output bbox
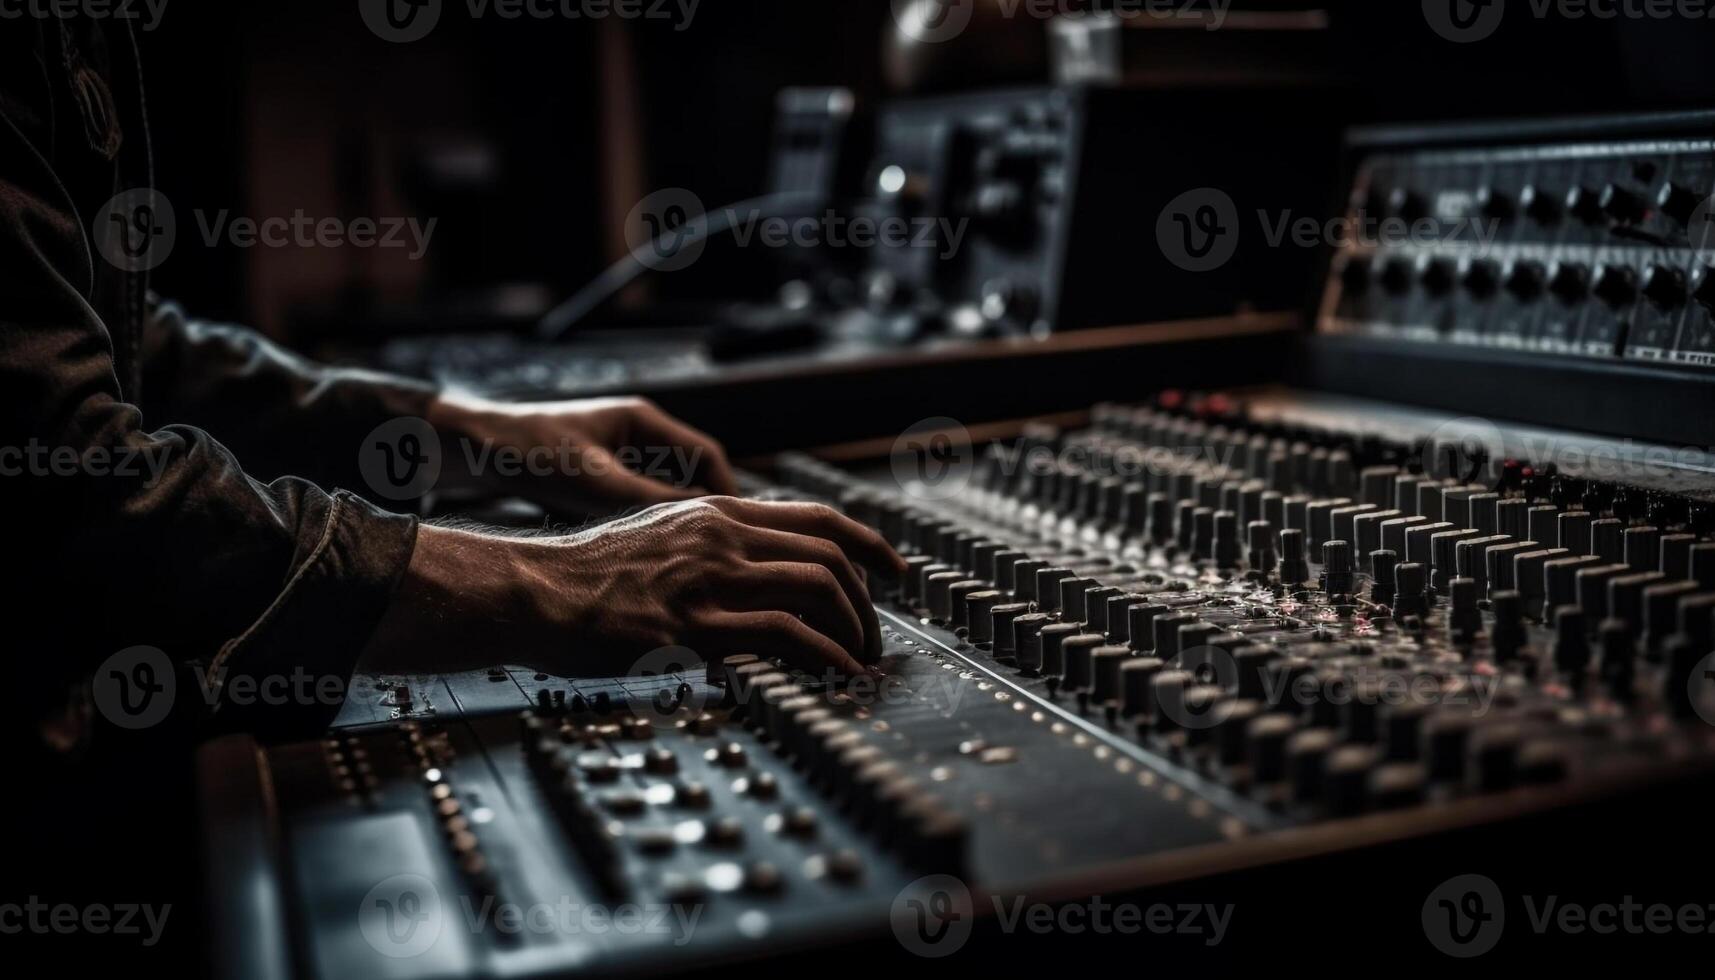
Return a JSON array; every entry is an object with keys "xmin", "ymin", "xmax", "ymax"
[
  {"xmin": 138, "ymin": 1, "xmax": 1715, "ymax": 343},
  {"xmin": 22, "ymin": 2, "xmax": 1715, "ymax": 975}
]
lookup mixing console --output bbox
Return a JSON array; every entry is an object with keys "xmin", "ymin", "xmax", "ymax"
[{"xmin": 208, "ymin": 390, "xmax": 1715, "ymax": 977}]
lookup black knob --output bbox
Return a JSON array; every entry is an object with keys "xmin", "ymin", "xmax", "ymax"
[
  {"xmin": 1553, "ymin": 607, "xmax": 1591, "ymax": 679},
  {"xmin": 1694, "ymin": 267, "xmax": 1715, "ymax": 313},
  {"xmin": 1476, "ymin": 187, "xmax": 1513, "ymax": 223},
  {"xmin": 1421, "ymin": 258, "xmax": 1457, "ymax": 298},
  {"xmin": 1322, "ymin": 540, "xmax": 1355, "ymax": 595},
  {"xmin": 1598, "ymin": 183, "xmax": 1646, "ymax": 225},
  {"xmin": 1380, "ymin": 257, "xmax": 1415, "ymax": 296},
  {"xmin": 1504, "ymin": 260, "xmax": 1546, "ymax": 302},
  {"xmin": 1548, "ymin": 262, "xmax": 1589, "ymax": 304},
  {"xmin": 1520, "ymin": 184, "xmax": 1562, "ymax": 226},
  {"xmin": 1394, "ymin": 562, "xmax": 1428, "ymax": 621},
  {"xmin": 1340, "ymin": 256, "xmax": 1372, "ymax": 295},
  {"xmin": 1642, "ymin": 266, "xmax": 1687, "ymax": 309},
  {"xmin": 1491, "ymin": 591, "xmax": 1527, "ymax": 664},
  {"xmin": 1592, "ymin": 265, "xmax": 1637, "ymax": 309},
  {"xmin": 1462, "ymin": 259, "xmax": 1501, "ymax": 299},
  {"xmin": 1566, "ymin": 186, "xmax": 1606, "ymax": 225},
  {"xmin": 1279, "ymin": 529, "xmax": 1310, "ymax": 585},
  {"xmin": 1657, "ymin": 182, "xmax": 1704, "ymax": 227}
]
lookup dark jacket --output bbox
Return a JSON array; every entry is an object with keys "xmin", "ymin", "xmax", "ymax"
[{"xmin": 1, "ymin": 21, "xmax": 434, "ymax": 747}]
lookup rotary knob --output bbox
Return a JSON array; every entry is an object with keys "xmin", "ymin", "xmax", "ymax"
[
  {"xmin": 1598, "ymin": 183, "xmax": 1646, "ymax": 225},
  {"xmin": 1504, "ymin": 260, "xmax": 1546, "ymax": 302},
  {"xmin": 1549, "ymin": 262, "xmax": 1589, "ymax": 304},
  {"xmin": 1520, "ymin": 184, "xmax": 1562, "ymax": 226},
  {"xmin": 1420, "ymin": 258, "xmax": 1457, "ymax": 298},
  {"xmin": 1388, "ymin": 188, "xmax": 1429, "ymax": 223},
  {"xmin": 1461, "ymin": 259, "xmax": 1501, "ymax": 299},
  {"xmin": 1380, "ymin": 257, "xmax": 1415, "ymax": 296},
  {"xmin": 1476, "ymin": 187, "xmax": 1514, "ymax": 223},
  {"xmin": 1592, "ymin": 265, "xmax": 1638, "ymax": 309},
  {"xmin": 1340, "ymin": 256, "xmax": 1373, "ymax": 295},
  {"xmin": 1657, "ymin": 182, "xmax": 1705, "ymax": 227},
  {"xmin": 1566, "ymin": 186, "xmax": 1607, "ymax": 226},
  {"xmin": 1642, "ymin": 266, "xmax": 1687, "ymax": 309},
  {"xmin": 1694, "ymin": 267, "xmax": 1715, "ymax": 313}
]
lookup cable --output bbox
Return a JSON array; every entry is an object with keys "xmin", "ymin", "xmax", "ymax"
[{"xmin": 536, "ymin": 191, "xmax": 826, "ymax": 342}]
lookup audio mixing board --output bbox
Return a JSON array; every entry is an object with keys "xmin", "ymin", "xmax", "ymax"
[{"xmin": 203, "ymin": 390, "xmax": 1715, "ymax": 977}]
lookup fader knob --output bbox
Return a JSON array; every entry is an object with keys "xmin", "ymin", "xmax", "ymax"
[
  {"xmin": 1446, "ymin": 577, "xmax": 1482, "ymax": 642},
  {"xmin": 1421, "ymin": 258, "xmax": 1457, "ymax": 298},
  {"xmin": 1553, "ymin": 607, "xmax": 1592, "ymax": 680},
  {"xmin": 1322, "ymin": 540, "xmax": 1355, "ymax": 595},
  {"xmin": 1279, "ymin": 529, "xmax": 1311, "ymax": 585},
  {"xmin": 1490, "ymin": 591, "xmax": 1527, "ymax": 664}
]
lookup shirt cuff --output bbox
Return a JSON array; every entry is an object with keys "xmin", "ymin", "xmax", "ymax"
[{"xmin": 203, "ymin": 490, "xmax": 419, "ymax": 737}]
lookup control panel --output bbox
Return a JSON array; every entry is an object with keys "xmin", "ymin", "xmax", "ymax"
[{"xmin": 1320, "ymin": 112, "xmax": 1715, "ymax": 368}]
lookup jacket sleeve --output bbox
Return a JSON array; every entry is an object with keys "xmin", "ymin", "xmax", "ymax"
[
  {"xmin": 1, "ymin": 92, "xmax": 420, "ymax": 737},
  {"xmin": 141, "ymin": 301, "xmax": 441, "ymax": 491}
]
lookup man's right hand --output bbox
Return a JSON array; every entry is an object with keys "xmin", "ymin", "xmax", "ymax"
[{"xmin": 364, "ymin": 497, "xmax": 909, "ymax": 678}]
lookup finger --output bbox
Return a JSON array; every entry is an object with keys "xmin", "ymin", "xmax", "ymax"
[
  {"xmin": 706, "ymin": 498, "xmax": 907, "ymax": 576},
  {"xmin": 698, "ymin": 610, "xmax": 868, "ymax": 678},
  {"xmin": 723, "ymin": 562, "xmax": 867, "ymax": 663},
  {"xmin": 578, "ymin": 446, "xmax": 708, "ymax": 506},
  {"xmin": 740, "ymin": 527, "xmax": 883, "ymax": 662},
  {"xmin": 629, "ymin": 402, "xmax": 740, "ymax": 496}
]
